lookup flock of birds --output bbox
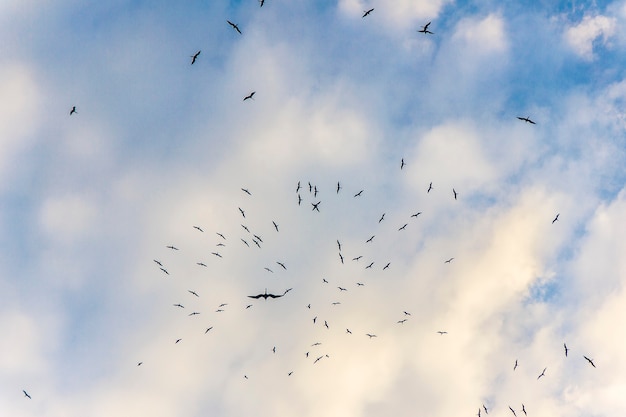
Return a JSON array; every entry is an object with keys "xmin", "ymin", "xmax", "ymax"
[{"xmin": 19, "ymin": 2, "xmax": 598, "ymax": 416}]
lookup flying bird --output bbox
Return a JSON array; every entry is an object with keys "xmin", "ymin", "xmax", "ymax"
[
  {"xmin": 437, "ymin": 331, "xmax": 448, "ymax": 335},
  {"xmin": 379, "ymin": 213, "xmax": 385, "ymax": 223},
  {"xmin": 453, "ymin": 188, "xmax": 458, "ymax": 200},
  {"xmin": 583, "ymin": 356, "xmax": 596, "ymax": 367},
  {"xmin": 354, "ymin": 190, "xmax": 364, "ymax": 197},
  {"xmin": 366, "ymin": 235, "xmax": 375, "ymax": 243},
  {"xmin": 338, "ymin": 286, "xmax": 347, "ymax": 291},
  {"xmin": 238, "ymin": 207, "xmax": 245, "ymax": 218},
  {"xmin": 514, "ymin": 359, "xmax": 518, "ymax": 370},
  {"xmin": 160, "ymin": 267, "xmax": 169, "ymax": 275},
  {"xmin": 241, "ymin": 188, "xmax": 251, "ymax": 195},
  {"xmin": 427, "ymin": 182, "xmax": 433, "ymax": 193},
  {"xmin": 418, "ymin": 22, "xmax": 434, "ymax": 34},
  {"xmin": 383, "ymin": 262, "xmax": 390, "ymax": 270},
  {"xmin": 216, "ymin": 232, "xmax": 226, "ymax": 240},
  {"xmin": 175, "ymin": 338, "xmax": 182, "ymax": 344},
  {"xmin": 411, "ymin": 212, "xmax": 422, "ymax": 217},
  {"xmin": 272, "ymin": 221, "xmax": 279, "ymax": 231},
  {"xmin": 205, "ymin": 327, "xmax": 213, "ymax": 334},
  {"xmin": 227, "ymin": 20, "xmax": 242, "ymax": 34},
  {"xmin": 211, "ymin": 252, "xmax": 222, "ymax": 257},
  {"xmin": 400, "ymin": 158, "xmax": 405, "ymax": 169},
  {"xmin": 69, "ymin": 106, "xmax": 77, "ymax": 115},
  {"xmin": 537, "ymin": 367, "xmax": 546, "ymax": 379},
  {"xmin": 193, "ymin": 225, "xmax": 204, "ymax": 232},
  {"xmin": 564, "ymin": 343, "xmax": 569, "ymax": 357},
  {"xmin": 197, "ymin": 262, "xmax": 207, "ymax": 267},
  {"xmin": 190, "ymin": 50, "xmax": 201, "ymax": 64},
  {"xmin": 311, "ymin": 201, "xmax": 321, "ymax": 211},
  {"xmin": 353, "ymin": 255, "xmax": 362, "ymax": 261},
  {"xmin": 166, "ymin": 245, "xmax": 179, "ymax": 250},
  {"xmin": 339, "ymin": 253, "xmax": 344, "ymax": 263},
  {"xmin": 398, "ymin": 223, "xmax": 408, "ymax": 230},
  {"xmin": 23, "ymin": 390, "xmax": 31, "ymax": 399},
  {"xmin": 508, "ymin": 406, "xmax": 516, "ymax": 417},
  {"xmin": 552, "ymin": 213, "xmax": 560, "ymax": 223},
  {"xmin": 276, "ymin": 261, "xmax": 286, "ymax": 270},
  {"xmin": 366, "ymin": 333, "xmax": 377, "ymax": 338},
  {"xmin": 188, "ymin": 312, "xmax": 200, "ymax": 316},
  {"xmin": 243, "ymin": 91, "xmax": 256, "ymax": 101},
  {"xmin": 188, "ymin": 290, "xmax": 199, "ymax": 297},
  {"xmin": 522, "ymin": 404, "xmax": 527, "ymax": 416},
  {"xmin": 153, "ymin": 259, "xmax": 162, "ymax": 266},
  {"xmin": 362, "ymin": 8, "xmax": 374, "ymax": 17},
  {"xmin": 517, "ymin": 116, "xmax": 536, "ymax": 124},
  {"xmin": 444, "ymin": 258, "xmax": 454, "ymax": 263},
  {"xmin": 365, "ymin": 262, "xmax": 374, "ymax": 269},
  {"xmin": 337, "ymin": 182, "xmax": 341, "ymax": 193},
  {"xmin": 248, "ymin": 288, "xmax": 288, "ymax": 300},
  {"xmin": 174, "ymin": 303, "xmax": 184, "ymax": 308}
]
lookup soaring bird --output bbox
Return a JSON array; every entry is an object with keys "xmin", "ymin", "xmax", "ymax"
[
  {"xmin": 23, "ymin": 390, "xmax": 31, "ymax": 399},
  {"xmin": 411, "ymin": 212, "xmax": 422, "ymax": 217},
  {"xmin": 365, "ymin": 262, "xmax": 374, "ymax": 269},
  {"xmin": 437, "ymin": 331, "xmax": 448, "ymax": 335},
  {"xmin": 69, "ymin": 106, "xmax": 77, "ymax": 115},
  {"xmin": 312, "ymin": 201, "xmax": 321, "ymax": 211},
  {"xmin": 216, "ymin": 232, "xmax": 226, "ymax": 240},
  {"xmin": 188, "ymin": 290, "xmax": 199, "ymax": 297},
  {"xmin": 243, "ymin": 91, "xmax": 255, "ymax": 101},
  {"xmin": 339, "ymin": 253, "xmax": 344, "ymax": 263},
  {"xmin": 337, "ymin": 240, "xmax": 342, "ymax": 251},
  {"xmin": 537, "ymin": 367, "xmax": 546, "ymax": 379},
  {"xmin": 552, "ymin": 213, "xmax": 560, "ymax": 223},
  {"xmin": 193, "ymin": 225, "xmax": 204, "ymax": 232},
  {"xmin": 337, "ymin": 182, "xmax": 341, "ymax": 193},
  {"xmin": 383, "ymin": 262, "xmax": 390, "ymax": 270},
  {"xmin": 366, "ymin": 235, "xmax": 375, "ymax": 243},
  {"xmin": 353, "ymin": 255, "xmax": 362, "ymax": 261},
  {"xmin": 227, "ymin": 20, "xmax": 242, "ymax": 34},
  {"xmin": 418, "ymin": 22, "xmax": 433, "ymax": 34},
  {"xmin": 427, "ymin": 182, "xmax": 433, "ymax": 193},
  {"xmin": 153, "ymin": 259, "xmax": 162, "ymax": 266},
  {"xmin": 296, "ymin": 181, "xmax": 301, "ymax": 193},
  {"xmin": 584, "ymin": 356, "xmax": 596, "ymax": 367},
  {"xmin": 354, "ymin": 190, "xmax": 364, "ymax": 197},
  {"xmin": 188, "ymin": 312, "xmax": 200, "ymax": 316},
  {"xmin": 175, "ymin": 338, "xmax": 182, "ymax": 344},
  {"xmin": 338, "ymin": 286, "xmax": 347, "ymax": 291},
  {"xmin": 379, "ymin": 213, "xmax": 385, "ymax": 223},
  {"xmin": 166, "ymin": 245, "xmax": 179, "ymax": 250},
  {"xmin": 238, "ymin": 207, "xmax": 245, "ymax": 218},
  {"xmin": 197, "ymin": 262, "xmax": 207, "ymax": 267},
  {"xmin": 272, "ymin": 221, "xmax": 279, "ymax": 231},
  {"xmin": 514, "ymin": 359, "xmax": 518, "ymax": 370},
  {"xmin": 276, "ymin": 261, "xmax": 286, "ymax": 270},
  {"xmin": 517, "ymin": 116, "xmax": 536, "ymax": 124},
  {"xmin": 160, "ymin": 267, "xmax": 169, "ymax": 275},
  {"xmin": 444, "ymin": 258, "xmax": 454, "ymax": 263},
  {"xmin": 564, "ymin": 343, "xmax": 569, "ymax": 357},
  {"xmin": 173, "ymin": 303, "xmax": 184, "ymax": 308},
  {"xmin": 398, "ymin": 223, "xmax": 408, "ymax": 231},
  {"xmin": 522, "ymin": 404, "xmax": 527, "ymax": 416},
  {"xmin": 248, "ymin": 288, "xmax": 284, "ymax": 300},
  {"xmin": 366, "ymin": 333, "xmax": 377, "ymax": 338},
  {"xmin": 397, "ymin": 319, "xmax": 408, "ymax": 324},
  {"xmin": 362, "ymin": 8, "xmax": 374, "ymax": 17},
  {"xmin": 401, "ymin": 158, "xmax": 405, "ymax": 169},
  {"xmin": 241, "ymin": 188, "xmax": 252, "ymax": 195},
  {"xmin": 508, "ymin": 406, "xmax": 516, "ymax": 417},
  {"xmin": 190, "ymin": 50, "xmax": 201, "ymax": 64},
  {"xmin": 453, "ymin": 188, "xmax": 458, "ymax": 200}
]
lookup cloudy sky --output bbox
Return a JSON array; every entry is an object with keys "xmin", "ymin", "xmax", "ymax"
[{"xmin": 2, "ymin": 0, "xmax": 626, "ymax": 416}]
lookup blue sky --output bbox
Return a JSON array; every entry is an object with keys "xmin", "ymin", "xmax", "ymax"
[{"xmin": 2, "ymin": 1, "xmax": 626, "ymax": 416}]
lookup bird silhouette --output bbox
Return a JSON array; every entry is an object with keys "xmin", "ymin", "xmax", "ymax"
[
  {"xmin": 517, "ymin": 116, "xmax": 536, "ymax": 124},
  {"xmin": 584, "ymin": 356, "xmax": 596, "ymax": 367},
  {"xmin": 514, "ymin": 359, "xmax": 518, "ymax": 370},
  {"xmin": 69, "ymin": 106, "xmax": 77, "ymax": 115},
  {"xmin": 453, "ymin": 188, "xmax": 458, "ymax": 200},
  {"xmin": 190, "ymin": 50, "xmax": 200, "ymax": 64},
  {"xmin": 362, "ymin": 8, "xmax": 374, "ymax": 18},
  {"xmin": 243, "ymin": 91, "xmax": 255, "ymax": 101},
  {"xmin": 23, "ymin": 390, "xmax": 31, "ymax": 399},
  {"xmin": 537, "ymin": 367, "xmax": 546, "ymax": 379},
  {"xmin": 427, "ymin": 182, "xmax": 433, "ymax": 193},
  {"xmin": 418, "ymin": 22, "xmax": 434, "ymax": 34},
  {"xmin": 552, "ymin": 213, "xmax": 560, "ymax": 223},
  {"xmin": 227, "ymin": 20, "xmax": 242, "ymax": 34},
  {"xmin": 564, "ymin": 343, "xmax": 569, "ymax": 357},
  {"xmin": 241, "ymin": 188, "xmax": 251, "ymax": 195},
  {"xmin": 248, "ymin": 288, "xmax": 290, "ymax": 299},
  {"xmin": 354, "ymin": 190, "xmax": 364, "ymax": 197},
  {"xmin": 311, "ymin": 201, "xmax": 321, "ymax": 211},
  {"xmin": 193, "ymin": 225, "xmax": 204, "ymax": 232}
]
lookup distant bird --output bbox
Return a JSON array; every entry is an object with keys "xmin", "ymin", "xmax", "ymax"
[
  {"xmin": 259, "ymin": 0, "xmax": 265, "ymax": 6},
  {"xmin": 444, "ymin": 258, "xmax": 454, "ymax": 263},
  {"xmin": 411, "ymin": 212, "xmax": 422, "ymax": 217},
  {"xmin": 175, "ymin": 338, "xmax": 182, "ymax": 344},
  {"xmin": 400, "ymin": 158, "xmax": 405, "ymax": 169},
  {"xmin": 272, "ymin": 346, "xmax": 276, "ymax": 353},
  {"xmin": 166, "ymin": 245, "xmax": 179, "ymax": 250},
  {"xmin": 193, "ymin": 225, "xmax": 204, "ymax": 232},
  {"xmin": 314, "ymin": 185, "xmax": 318, "ymax": 197},
  {"xmin": 314, "ymin": 356, "xmax": 323, "ymax": 364},
  {"xmin": 23, "ymin": 390, "xmax": 31, "ymax": 399},
  {"xmin": 337, "ymin": 182, "xmax": 341, "ymax": 193},
  {"xmin": 324, "ymin": 320, "xmax": 329, "ymax": 329},
  {"xmin": 307, "ymin": 304, "xmax": 311, "ymax": 308},
  {"xmin": 354, "ymin": 190, "xmax": 364, "ymax": 197},
  {"xmin": 427, "ymin": 182, "xmax": 433, "ymax": 193},
  {"xmin": 365, "ymin": 262, "xmax": 374, "ymax": 269},
  {"xmin": 521, "ymin": 404, "xmax": 527, "ymax": 416},
  {"xmin": 205, "ymin": 327, "xmax": 213, "ymax": 334},
  {"xmin": 337, "ymin": 240, "xmax": 342, "ymax": 251},
  {"xmin": 312, "ymin": 201, "xmax": 321, "ymax": 212},
  {"xmin": 353, "ymin": 255, "xmax": 362, "ymax": 261},
  {"xmin": 69, "ymin": 106, "xmax": 77, "ymax": 115},
  {"xmin": 153, "ymin": 259, "xmax": 162, "ymax": 266},
  {"xmin": 508, "ymin": 406, "xmax": 516, "ymax": 417},
  {"xmin": 174, "ymin": 303, "xmax": 184, "ymax": 308},
  {"xmin": 398, "ymin": 223, "xmax": 408, "ymax": 231},
  {"xmin": 332, "ymin": 301, "xmax": 341, "ymax": 305},
  {"xmin": 248, "ymin": 288, "xmax": 288, "ymax": 300},
  {"xmin": 514, "ymin": 359, "xmax": 518, "ymax": 370},
  {"xmin": 241, "ymin": 188, "xmax": 251, "ymax": 195},
  {"xmin": 564, "ymin": 343, "xmax": 569, "ymax": 357},
  {"xmin": 418, "ymin": 22, "xmax": 434, "ymax": 34},
  {"xmin": 227, "ymin": 20, "xmax": 242, "ymax": 34},
  {"xmin": 160, "ymin": 267, "xmax": 169, "ymax": 275},
  {"xmin": 288, "ymin": 371, "xmax": 293, "ymax": 376},
  {"xmin": 397, "ymin": 319, "xmax": 408, "ymax": 324},
  {"xmin": 383, "ymin": 262, "xmax": 390, "ymax": 270},
  {"xmin": 437, "ymin": 331, "xmax": 448, "ymax": 335},
  {"xmin": 477, "ymin": 408, "xmax": 481, "ymax": 417},
  {"xmin": 272, "ymin": 221, "xmax": 279, "ymax": 231},
  {"xmin": 296, "ymin": 181, "xmax": 301, "ymax": 193},
  {"xmin": 246, "ymin": 304, "xmax": 252, "ymax": 309},
  {"xmin": 453, "ymin": 188, "xmax": 458, "ymax": 200},
  {"xmin": 339, "ymin": 253, "xmax": 344, "ymax": 263},
  {"xmin": 243, "ymin": 91, "xmax": 256, "ymax": 101},
  {"xmin": 264, "ymin": 267, "xmax": 273, "ymax": 273},
  {"xmin": 366, "ymin": 333, "xmax": 377, "ymax": 338},
  {"xmin": 313, "ymin": 317, "xmax": 317, "ymax": 323},
  {"xmin": 356, "ymin": 282, "xmax": 365, "ymax": 286},
  {"xmin": 403, "ymin": 311, "xmax": 411, "ymax": 316},
  {"xmin": 379, "ymin": 213, "xmax": 385, "ymax": 223},
  {"xmin": 239, "ymin": 207, "xmax": 245, "ymax": 218},
  {"xmin": 583, "ymin": 356, "xmax": 596, "ymax": 368},
  {"xmin": 483, "ymin": 404, "xmax": 488, "ymax": 414},
  {"xmin": 188, "ymin": 312, "xmax": 200, "ymax": 316},
  {"xmin": 552, "ymin": 213, "xmax": 559, "ymax": 223},
  {"xmin": 218, "ymin": 303, "xmax": 228, "ymax": 308},
  {"xmin": 366, "ymin": 235, "xmax": 375, "ymax": 243},
  {"xmin": 190, "ymin": 50, "xmax": 201, "ymax": 64},
  {"xmin": 362, "ymin": 8, "xmax": 374, "ymax": 18},
  {"xmin": 137, "ymin": 362, "xmax": 142, "ymax": 366},
  {"xmin": 346, "ymin": 328, "xmax": 352, "ymax": 334},
  {"xmin": 211, "ymin": 252, "xmax": 222, "ymax": 257},
  {"xmin": 241, "ymin": 225, "xmax": 250, "ymax": 233},
  {"xmin": 338, "ymin": 286, "xmax": 347, "ymax": 291},
  {"xmin": 537, "ymin": 367, "xmax": 546, "ymax": 379},
  {"xmin": 311, "ymin": 342, "xmax": 321, "ymax": 346},
  {"xmin": 188, "ymin": 290, "xmax": 199, "ymax": 297},
  {"xmin": 517, "ymin": 116, "xmax": 536, "ymax": 124},
  {"xmin": 253, "ymin": 234, "xmax": 263, "ymax": 243},
  {"xmin": 197, "ymin": 262, "xmax": 207, "ymax": 267},
  {"xmin": 276, "ymin": 261, "xmax": 286, "ymax": 270},
  {"xmin": 322, "ymin": 278, "xmax": 328, "ymax": 283},
  {"xmin": 216, "ymin": 232, "xmax": 226, "ymax": 240}
]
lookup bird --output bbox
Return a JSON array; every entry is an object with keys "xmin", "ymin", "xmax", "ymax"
[
  {"xmin": 253, "ymin": 234, "xmax": 263, "ymax": 243},
  {"xmin": 248, "ymin": 288, "xmax": 288, "ymax": 300},
  {"xmin": 552, "ymin": 213, "xmax": 560, "ymax": 223},
  {"xmin": 188, "ymin": 312, "xmax": 200, "ymax": 316},
  {"xmin": 197, "ymin": 262, "xmax": 207, "ymax": 267},
  {"xmin": 366, "ymin": 333, "xmax": 377, "ymax": 338},
  {"xmin": 398, "ymin": 223, "xmax": 408, "ymax": 231},
  {"xmin": 332, "ymin": 301, "xmax": 341, "ymax": 305},
  {"xmin": 288, "ymin": 371, "xmax": 293, "ymax": 376},
  {"xmin": 23, "ymin": 390, "xmax": 31, "ymax": 399},
  {"xmin": 346, "ymin": 328, "xmax": 352, "ymax": 334},
  {"xmin": 241, "ymin": 188, "xmax": 251, "ymax": 195},
  {"xmin": 337, "ymin": 182, "xmax": 341, "ymax": 193},
  {"xmin": 522, "ymin": 404, "xmax": 527, "ymax": 416},
  {"xmin": 356, "ymin": 282, "xmax": 365, "ymax": 286},
  {"xmin": 427, "ymin": 182, "xmax": 433, "ymax": 193},
  {"xmin": 418, "ymin": 22, "xmax": 434, "ymax": 34},
  {"xmin": 339, "ymin": 253, "xmax": 344, "ymax": 263},
  {"xmin": 411, "ymin": 212, "xmax": 422, "ymax": 217},
  {"xmin": 322, "ymin": 278, "xmax": 328, "ymax": 283},
  {"xmin": 564, "ymin": 343, "xmax": 569, "ymax": 357},
  {"xmin": 383, "ymin": 262, "xmax": 390, "ymax": 270},
  {"xmin": 246, "ymin": 304, "xmax": 252, "ymax": 309},
  {"xmin": 397, "ymin": 319, "xmax": 408, "ymax": 324},
  {"xmin": 166, "ymin": 245, "xmax": 179, "ymax": 250},
  {"xmin": 272, "ymin": 221, "xmax": 279, "ymax": 231},
  {"xmin": 353, "ymin": 255, "xmax": 362, "ymax": 261},
  {"xmin": 483, "ymin": 404, "xmax": 488, "ymax": 414},
  {"xmin": 537, "ymin": 367, "xmax": 546, "ymax": 379},
  {"xmin": 238, "ymin": 207, "xmax": 245, "ymax": 218},
  {"xmin": 508, "ymin": 406, "xmax": 516, "ymax": 417},
  {"xmin": 517, "ymin": 116, "xmax": 536, "ymax": 124},
  {"xmin": 241, "ymin": 225, "xmax": 250, "ymax": 234},
  {"xmin": 311, "ymin": 201, "xmax": 321, "ymax": 211},
  {"xmin": 453, "ymin": 188, "xmax": 458, "ymax": 200},
  {"xmin": 272, "ymin": 346, "xmax": 276, "ymax": 353},
  {"xmin": 190, "ymin": 50, "xmax": 201, "ymax": 64},
  {"xmin": 437, "ymin": 331, "xmax": 448, "ymax": 335},
  {"xmin": 379, "ymin": 213, "xmax": 385, "ymax": 223},
  {"xmin": 365, "ymin": 262, "xmax": 374, "ymax": 269},
  {"xmin": 314, "ymin": 356, "xmax": 323, "ymax": 364},
  {"xmin": 211, "ymin": 252, "xmax": 222, "ymax": 257},
  {"xmin": 243, "ymin": 91, "xmax": 255, "ymax": 101},
  {"xmin": 69, "ymin": 106, "xmax": 77, "ymax": 115},
  {"xmin": 216, "ymin": 232, "xmax": 226, "ymax": 240},
  {"xmin": 401, "ymin": 158, "xmax": 405, "ymax": 169},
  {"xmin": 276, "ymin": 261, "xmax": 286, "ymax": 270},
  {"xmin": 193, "ymin": 225, "xmax": 204, "ymax": 232},
  {"xmin": 153, "ymin": 259, "xmax": 162, "ymax": 266},
  {"xmin": 137, "ymin": 362, "xmax": 142, "ymax": 366},
  {"xmin": 175, "ymin": 338, "xmax": 182, "ymax": 344},
  {"xmin": 160, "ymin": 267, "xmax": 169, "ymax": 275},
  {"xmin": 584, "ymin": 356, "xmax": 596, "ymax": 367},
  {"xmin": 188, "ymin": 290, "xmax": 199, "ymax": 297},
  {"xmin": 362, "ymin": 8, "xmax": 374, "ymax": 17},
  {"xmin": 205, "ymin": 327, "xmax": 213, "ymax": 334},
  {"xmin": 354, "ymin": 190, "xmax": 364, "ymax": 197},
  {"xmin": 227, "ymin": 20, "xmax": 242, "ymax": 34},
  {"xmin": 514, "ymin": 359, "xmax": 518, "ymax": 370},
  {"xmin": 403, "ymin": 311, "xmax": 411, "ymax": 316},
  {"xmin": 337, "ymin": 240, "xmax": 342, "ymax": 251},
  {"xmin": 264, "ymin": 267, "xmax": 273, "ymax": 273},
  {"xmin": 477, "ymin": 409, "xmax": 481, "ymax": 417},
  {"xmin": 444, "ymin": 258, "xmax": 454, "ymax": 263},
  {"xmin": 324, "ymin": 320, "xmax": 329, "ymax": 329},
  {"xmin": 366, "ymin": 235, "xmax": 375, "ymax": 243},
  {"xmin": 259, "ymin": 0, "xmax": 265, "ymax": 6},
  {"xmin": 338, "ymin": 286, "xmax": 347, "ymax": 291}
]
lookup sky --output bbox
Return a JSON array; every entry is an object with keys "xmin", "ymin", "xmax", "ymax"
[{"xmin": 1, "ymin": 0, "xmax": 626, "ymax": 416}]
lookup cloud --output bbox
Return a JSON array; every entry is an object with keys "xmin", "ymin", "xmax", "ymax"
[{"xmin": 564, "ymin": 14, "xmax": 616, "ymax": 60}]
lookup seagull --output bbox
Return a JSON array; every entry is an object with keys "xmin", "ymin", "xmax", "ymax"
[
  {"xmin": 354, "ymin": 190, "xmax": 364, "ymax": 197},
  {"xmin": 337, "ymin": 182, "xmax": 341, "ymax": 193},
  {"xmin": 564, "ymin": 343, "xmax": 569, "ymax": 357},
  {"xmin": 160, "ymin": 267, "xmax": 169, "ymax": 275},
  {"xmin": 383, "ymin": 262, "xmax": 390, "ymax": 270},
  {"xmin": 584, "ymin": 356, "xmax": 596, "ymax": 368},
  {"xmin": 174, "ymin": 303, "xmax": 184, "ymax": 308},
  {"xmin": 324, "ymin": 320, "xmax": 329, "ymax": 329},
  {"xmin": 241, "ymin": 188, "xmax": 251, "ymax": 195},
  {"xmin": 366, "ymin": 235, "xmax": 375, "ymax": 243},
  {"xmin": 444, "ymin": 258, "xmax": 454, "ymax": 263},
  {"xmin": 216, "ymin": 232, "xmax": 226, "ymax": 240},
  {"xmin": 418, "ymin": 22, "xmax": 434, "ymax": 34},
  {"xmin": 517, "ymin": 116, "xmax": 536, "ymax": 124},
  {"xmin": 264, "ymin": 267, "xmax": 273, "ymax": 273},
  {"xmin": 205, "ymin": 327, "xmax": 213, "ymax": 334},
  {"xmin": 537, "ymin": 367, "xmax": 546, "ymax": 379},
  {"xmin": 362, "ymin": 8, "xmax": 374, "ymax": 17},
  {"xmin": 314, "ymin": 356, "xmax": 324, "ymax": 364},
  {"xmin": 188, "ymin": 290, "xmax": 199, "ymax": 297},
  {"xmin": 337, "ymin": 240, "xmax": 342, "ymax": 251},
  {"xmin": 69, "ymin": 106, "xmax": 77, "ymax": 115},
  {"xmin": 398, "ymin": 223, "xmax": 408, "ymax": 230},
  {"xmin": 188, "ymin": 312, "xmax": 200, "ymax": 316},
  {"xmin": 153, "ymin": 259, "xmax": 162, "ymax": 266},
  {"xmin": 175, "ymin": 338, "xmax": 182, "ymax": 344},
  {"xmin": 552, "ymin": 213, "xmax": 560, "ymax": 223},
  {"xmin": 427, "ymin": 182, "xmax": 433, "ymax": 193},
  {"xmin": 193, "ymin": 225, "xmax": 204, "ymax": 232},
  {"xmin": 259, "ymin": 0, "xmax": 264, "ymax": 6},
  {"xmin": 276, "ymin": 261, "xmax": 286, "ymax": 270},
  {"xmin": 137, "ymin": 362, "xmax": 142, "ymax": 366},
  {"xmin": 483, "ymin": 404, "xmax": 489, "ymax": 414},
  {"xmin": 23, "ymin": 390, "xmax": 31, "ymax": 399},
  {"xmin": 211, "ymin": 252, "xmax": 222, "ymax": 257},
  {"xmin": 298, "ymin": 194, "xmax": 302, "ymax": 205},
  {"xmin": 243, "ymin": 91, "xmax": 256, "ymax": 101},
  {"xmin": 339, "ymin": 253, "xmax": 344, "ymax": 263},
  {"xmin": 403, "ymin": 311, "xmax": 411, "ymax": 316},
  {"xmin": 522, "ymin": 404, "xmax": 527, "ymax": 416},
  {"xmin": 296, "ymin": 181, "xmax": 301, "ymax": 193},
  {"xmin": 238, "ymin": 207, "xmax": 245, "ymax": 218},
  {"xmin": 437, "ymin": 331, "xmax": 448, "ymax": 335},
  {"xmin": 338, "ymin": 286, "xmax": 347, "ymax": 291},
  {"xmin": 353, "ymin": 255, "xmax": 362, "ymax": 261},
  {"xmin": 241, "ymin": 224, "xmax": 250, "ymax": 233},
  {"xmin": 197, "ymin": 262, "xmax": 207, "ymax": 267},
  {"xmin": 356, "ymin": 282, "xmax": 365, "ymax": 286},
  {"xmin": 248, "ymin": 288, "xmax": 288, "ymax": 300},
  {"xmin": 322, "ymin": 278, "xmax": 328, "ymax": 283},
  {"xmin": 346, "ymin": 328, "xmax": 352, "ymax": 334},
  {"xmin": 227, "ymin": 20, "xmax": 242, "ymax": 34},
  {"xmin": 190, "ymin": 50, "xmax": 201, "ymax": 64},
  {"xmin": 411, "ymin": 212, "xmax": 422, "ymax": 217},
  {"xmin": 365, "ymin": 262, "xmax": 374, "ymax": 269}
]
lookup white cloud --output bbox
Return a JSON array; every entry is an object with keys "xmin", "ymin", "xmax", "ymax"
[{"xmin": 564, "ymin": 14, "xmax": 616, "ymax": 60}]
